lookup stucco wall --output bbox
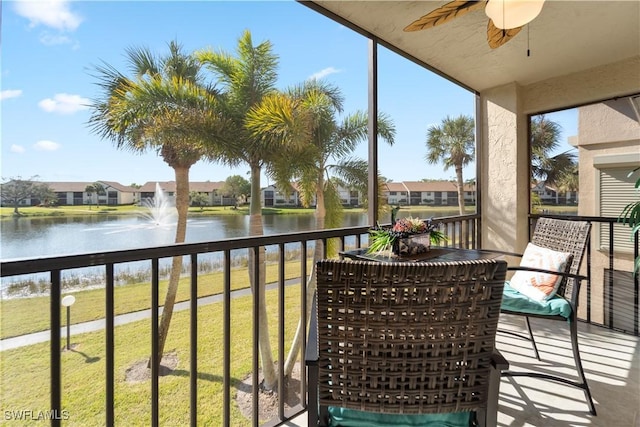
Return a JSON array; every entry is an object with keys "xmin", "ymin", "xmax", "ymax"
[
  {"xmin": 521, "ymin": 56, "xmax": 640, "ymax": 114},
  {"xmin": 575, "ymin": 100, "xmax": 640, "ymax": 324},
  {"xmin": 479, "ymin": 83, "xmax": 530, "ymax": 253}
]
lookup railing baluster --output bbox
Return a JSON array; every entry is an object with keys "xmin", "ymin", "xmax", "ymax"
[
  {"xmin": 278, "ymin": 243, "xmax": 285, "ymax": 421},
  {"xmin": 252, "ymin": 246, "xmax": 260, "ymax": 427},
  {"xmin": 586, "ymin": 230, "xmax": 592, "ymax": 324},
  {"xmin": 300, "ymin": 241, "xmax": 308, "ymax": 406},
  {"xmin": 51, "ymin": 269, "xmax": 61, "ymax": 427},
  {"xmin": 190, "ymin": 254, "xmax": 198, "ymax": 427},
  {"xmin": 223, "ymin": 250, "xmax": 231, "ymax": 427},
  {"xmin": 151, "ymin": 258, "xmax": 159, "ymax": 427},
  {"xmin": 609, "ymin": 222, "xmax": 614, "ymax": 329},
  {"xmin": 635, "ymin": 232, "xmax": 639, "ymax": 335},
  {"xmin": 105, "ymin": 263, "xmax": 115, "ymax": 426}
]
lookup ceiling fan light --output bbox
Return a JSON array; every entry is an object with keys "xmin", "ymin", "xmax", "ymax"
[{"xmin": 485, "ymin": 0, "xmax": 545, "ymax": 29}]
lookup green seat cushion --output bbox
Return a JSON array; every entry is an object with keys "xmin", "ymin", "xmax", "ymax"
[
  {"xmin": 328, "ymin": 407, "xmax": 473, "ymax": 427},
  {"xmin": 501, "ymin": 282, "xmax": 572, "ymax": 319}
]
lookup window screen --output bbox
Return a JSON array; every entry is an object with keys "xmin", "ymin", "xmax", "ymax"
[{"xmin": 599, "ymin": 167, "xmax": 638, "ymax": 253}]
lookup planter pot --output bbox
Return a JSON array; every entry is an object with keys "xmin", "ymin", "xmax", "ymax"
[{"xmin": 393, "ymin": 233, "xmax": 431, "ymax": 256}]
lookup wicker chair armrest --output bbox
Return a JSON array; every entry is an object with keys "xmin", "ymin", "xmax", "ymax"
[
  {"xmin": 491, "ymin": 350, "xmax": 509, "ymax": 371},
  {"xmin": 506, "ymin": 266, "xmax": 587, "ymax": 283}
]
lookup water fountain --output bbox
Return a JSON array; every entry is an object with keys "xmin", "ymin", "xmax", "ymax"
[{"xmin": 139, "ymin": 183, "xmax": 178, "ymax": 227}]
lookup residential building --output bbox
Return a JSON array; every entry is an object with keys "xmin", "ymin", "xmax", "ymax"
[
  {"xmin": 139, "ymin": 181, "xmax": 235, "ymax": 206},
  {"xmin": 531, "ymin": 181, "xmax": 579, "ymax": 205},
  {"xmin": 383, "ymin": 181, "xmax": 475, "ymax": 206},
  {"xmin": 46, "ymin": 181, "xmax": 137, "ymax": 206},
  {"xmin": 575, "ymin": 96, "xmax": 640, "ymax": 330}
]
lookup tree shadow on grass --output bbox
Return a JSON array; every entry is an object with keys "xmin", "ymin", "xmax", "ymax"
[
  {"xmin": 62, "ymin": 344, "xmax": 100, "ymax": 363},
  {"xmin": 169, "ymin": 369, "xmax": 231, "ymax": 384}
]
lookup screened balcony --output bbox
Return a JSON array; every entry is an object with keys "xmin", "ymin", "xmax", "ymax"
[{"xmin": 1, "ymin": 1, "xmax": 639, "ymax": 426}]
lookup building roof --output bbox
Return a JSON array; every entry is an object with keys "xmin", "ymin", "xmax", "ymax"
[
  {"xmin": 139, "ymin": 181, "xmax": 225, "ymax": 193},
  {"xmin": 384, "ymin": 181, "xmax": 475, "ymax": 192},
  {"xmin": 384, "ymin": 182, "xmax": 408, "ymax": 192}
]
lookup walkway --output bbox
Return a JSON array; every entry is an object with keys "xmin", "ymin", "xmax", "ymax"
[{"xmin": 0, "ymin": 281, "xmax": 292, "ymax": 351}]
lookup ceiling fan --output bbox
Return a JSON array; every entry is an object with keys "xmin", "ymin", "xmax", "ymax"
[{"xmin": 404, "ymin": 0, "xmax": 546, "ymax": 49}]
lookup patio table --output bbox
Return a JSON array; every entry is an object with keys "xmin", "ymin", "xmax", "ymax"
[{"xmin": 340, "ymin": 247, "xmax": 503, "ymax": 263}]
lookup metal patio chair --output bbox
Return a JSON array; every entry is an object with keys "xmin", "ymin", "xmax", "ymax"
[
  {"xmin": 306, "ymin": 258, "xmax": 508, "ymax": 427},
  {"xmin": 498, "ymin": 217, "xmax": 596, "ymax": 415}
]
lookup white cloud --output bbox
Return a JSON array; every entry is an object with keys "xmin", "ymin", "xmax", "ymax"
[
  {"xmin": 10, "ymin": 145, "xmax": 26, "ymax": 153},
  {"xmin": 308, "ymin": 67, "xmax": 342, "ymax": 81},
  {"xmin": 40, "ymin": 33, "xmax": 72, "ymax": 46},
  {"xmin": 34, "ymin": 140, "xmax": 61, "ymax": 151},
  {"xmin": 14, "ymin": 0, "xmax": 83, "ymax": 32},
  {"xmin": 1, "ymin": 89, "xmax": 23, "ymax": 100},
  {"xmin": 38, "ymin": 93, "xmax": 90, "ymax": 114}
]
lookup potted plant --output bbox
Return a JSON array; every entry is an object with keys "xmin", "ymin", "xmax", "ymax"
[{"xmin": 367, "ymin": 216, "xmax": 448, "ymax": 256}]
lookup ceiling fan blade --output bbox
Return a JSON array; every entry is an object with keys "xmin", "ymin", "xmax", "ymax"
[
  {"xmin": 487, "ymin": 20, "xmax": 522, "ymax": 48},
  {"xmin": 404, "ymin": 0, "xmax": 487, "ymax": 32}
]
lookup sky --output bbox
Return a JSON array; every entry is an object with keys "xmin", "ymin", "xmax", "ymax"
[{"xmin": 0, "ymin": 0, "xmax": 577, "ymax": 187}]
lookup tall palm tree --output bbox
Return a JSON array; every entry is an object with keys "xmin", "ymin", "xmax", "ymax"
[
  {"xmin": 85, "ymin": 182, "xmax": 105, "ymax": 208},
  {"xmin": 88, "ymin": 40, "xmax": 224, "ymax": 369},
  {"xmin": 247, "ymin": 79, "xmax": 395, "ymax": 377},
  {"xmin": 196, "ymin": 30, "xmax": 283, "ymax": 390},
  {"xmin": 531, "ymin": 114, "xmax": 577, "ymax": 186},
  {"xmin": 556, "ymin": 163, "xmax": 579, "ymax": 202},
  {"xmin": 425, "ymin": 115, "xmax": 475, "ymax": 215}
]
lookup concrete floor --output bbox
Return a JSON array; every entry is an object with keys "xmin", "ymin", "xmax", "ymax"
[{"xmin": 287, "ymin": 315, "xmax": 640, "ymax": 427}]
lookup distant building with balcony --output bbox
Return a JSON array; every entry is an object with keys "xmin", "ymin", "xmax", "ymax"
[
  {"xmin": 531, "ymin": 181, "xmax": 579, "ymax": 205},
  {"xmin": 383, "ymin": 181, "xmax": 476, "ymax": 206},
  {"xmin": 46, "ymin": 181, "xmax": 137, "ymax": 206},
  {"xmin": 139, "ymin": 181, "xmax": 236, "ymax": 206}
]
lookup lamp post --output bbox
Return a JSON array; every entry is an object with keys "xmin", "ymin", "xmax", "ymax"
[{"xmin": 61, "ymin": 295, "xmax": 76, "ymax": 351}]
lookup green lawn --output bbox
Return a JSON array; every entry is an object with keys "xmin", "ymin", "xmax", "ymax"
[
  {"xmin": 1, "ymin": 286, "xmax": 302, "ymax": 426},
  {"xmin": 1, "ymin": 261, "xmax": 310, "ymax": 339},
  {"xmin": 0, "ymin": 205, "xmax": 319, "ymax": 219}
]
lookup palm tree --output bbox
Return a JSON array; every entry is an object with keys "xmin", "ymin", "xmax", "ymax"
[
  {"xmin": 88, "ymin": 40, "xmax": 224, "ymax": 369},
  {"xmin": 85, "ymin": 182, "xmax": 105, "ymax": 208},
  {"xmin": 84, "ymin": 184, "xmax": 96, "ymax": 209},
  {"xmin": 246, "ymin": 79, "xmax": 396, "ymax": 377},
  {"xmin": 425, "ymin": 115, "xmax": 475, "ymax": 215},
  {"xmin": 531, "ymin": 115, "xmax": 577, "ymax": 186},
  {"xmin": 196, "ymin": 30, "xmax": 283, "ymax": 390},
  {"xmin": 556, "ymin": 163, "xmax": 579, "ymax": 203}
]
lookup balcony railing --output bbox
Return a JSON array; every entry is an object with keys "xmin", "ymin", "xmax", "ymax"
[
  {"xmin": 1, "ymin": 213, "xmax": 637, "ymax": 426},
  {"xmin": 529, "ymin": 214, "xmax": 639, "ymax": 336}
]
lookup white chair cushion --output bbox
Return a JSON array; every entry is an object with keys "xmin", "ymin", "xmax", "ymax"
[{"xmin": 509, "ymin": 243, "xmax": 572, "ymax": 302}]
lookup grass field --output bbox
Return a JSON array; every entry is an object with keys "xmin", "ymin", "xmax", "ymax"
[
  {"xmin": 0, "ymin": 204, "xmax": 319, "ymax": 219},
  {"xmin": 1, "ymin": 285, "xmax": 302, "ymax": 426},
  {"xmin": 1, "ymin": 203, "xmax": 576, "ymax": 220},
  {"xmin": 1, "ymin": 260, "xmax": 310, "ymax": 339}
]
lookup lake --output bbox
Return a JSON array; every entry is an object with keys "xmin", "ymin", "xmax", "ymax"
[
  {"xmin": 0, "ymin": 209, "xmax": 459, "ymax": 297},
  {"xmin": 1, "ymin": 209, "xmax": 465, "ymax": 260}
]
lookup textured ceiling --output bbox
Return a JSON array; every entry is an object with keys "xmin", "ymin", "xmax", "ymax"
[{"xmin": 307, "ymin": 1, "xmax": 640, "ymax": 93}]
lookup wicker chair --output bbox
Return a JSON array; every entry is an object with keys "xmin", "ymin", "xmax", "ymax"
[
  {"xmin": 306, "ymin": 258, "xmax": 508, "ymax": 427},
  {"xmin": 498, "ymin": 217, "xmax": 596, "ymax": 415}
]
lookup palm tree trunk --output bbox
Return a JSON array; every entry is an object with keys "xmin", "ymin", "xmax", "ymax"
[
  {"xmin": 248, "ymin": 164, "xmax": 277, "ymax": 390},
  {"xmin": 151, "ymin": 165, "xmax": 189, "ymax": 369},
  {"xmin": 283, "ymin": 180, "xmax": 326, "ymax": 377},
  {"xmin": 455, "ymin": 165, "xmax": 465, "ymax": 215},
  {"xmin": 454, "ymin": 165, "xmax": 468, "ymax": 247}
]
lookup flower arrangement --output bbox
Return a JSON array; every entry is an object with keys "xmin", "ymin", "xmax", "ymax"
[{"xmin": 367, "ymin": 216, "xmax": 448, "ymax": 255}]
